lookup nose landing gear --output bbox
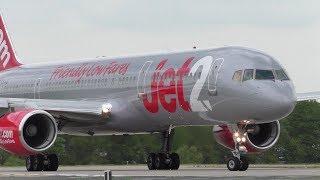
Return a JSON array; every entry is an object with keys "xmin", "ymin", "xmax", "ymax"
[
  {"xmin": 227, "ymin": 153, "xmax": 249, "ymax": 171},
  {"xmin": 226, "ymin": 123, "xmax": 250, "ymax": 171},
  {"xmin": 147, "ymin": 129, "xmax": 180, "ymax": 170}
]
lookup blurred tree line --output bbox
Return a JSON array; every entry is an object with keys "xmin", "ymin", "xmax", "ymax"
[{"xmin": 0, "ymin": 101, "xmax": 319, "ymax": 166}]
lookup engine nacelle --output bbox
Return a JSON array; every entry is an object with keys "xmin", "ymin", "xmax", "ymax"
[
  {"xmin": 213, "ymin": 121, "xmax": 280, "ymax": 153},
  {"xmin": 0, "ymin": 110, "xmax": 57, "ymax": 156}
]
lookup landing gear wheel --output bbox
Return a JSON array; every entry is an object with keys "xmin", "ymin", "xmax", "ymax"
[
  {"xmin": 26, "ymin": 155, "xmax": 36, "ymax": 171},
  {"xmin": 147, "ymin": 153, "xmax": 156, "ymax": 170},
  {"xmin": 227, "ymin": 157, "xmax": 240, "ymax": 171},
  {"xmin": 238, "ymin": 156, "xmax": 249, "ymax": 171},
  {"xmin": 26, "ymin": 155, "xmax": 44, "ymax": 171},
  {"xmin": 154, "ymin": 153, "xmax": 166, "ymax": 170},
  {"xmin": 44, "ymin": 154, "xmax": 59, "ymax": 171},
  {"xmin": 35, "ymin": 155, "xmax": 44, "ymax": 171},
  {"xmin": 169, "ymin": 153, "xmax": 180, "ymax": 170},
  {"xmin": 26, "ymin": 154, "xmax": 59, "ymax": 171},
  {"xmin": 146, "ymin": 129, "xmax": 180, "ymax": 170}
]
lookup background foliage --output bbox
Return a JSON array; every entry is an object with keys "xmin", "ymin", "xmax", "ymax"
[{"xmin": 0, "ymin": 101, "xmax": 319, "ymax": 166}]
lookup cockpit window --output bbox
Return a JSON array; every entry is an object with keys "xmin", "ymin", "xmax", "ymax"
[
  {"xmin": 255, "ymin": 70, "xmax": 274, "ymax": 80},
  {"xmin": 232, "ymin": 70, "xmax": 242, "ymax": 82},
  {"xmin": 243, "ymin": 69, "xmax": 254, "ymax": 82},
  {"xmin": 275, "ymin": 69, "xmax": 289, "ymax": 80}
]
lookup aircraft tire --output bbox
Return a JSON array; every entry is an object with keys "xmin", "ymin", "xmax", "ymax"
[
  {"xmin": 238, "ymin": 156, "xmax": 249, "ymax": 171},
  {"xmin": 45, "ymin": 154, "xmax": 59, "ymax": 171},
  {"xmin": 147, "ymin": 153, "xmax": 156, "ymax": 170},
  {"xmin": 227, "ymin": 157, "xmax": 240, "ymax": 171},
  {"xmin": 26, "ymin": 155, "xmax": 36, "ymax": 171},
  {"xmin": 154, "ymin": 153, "xmax": 166, "ymax": 170},
  {"xmin": 169, "ymin": 153, "xmax": 180, "ymax": 170},
  {"xmin": 35, "ymin": 154, "xmax": 44, "ymax": 171}
]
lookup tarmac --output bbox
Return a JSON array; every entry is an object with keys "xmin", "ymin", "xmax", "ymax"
[{"xmin": 0, "ymin": 165, "xmax": 319, "ymax": 179}]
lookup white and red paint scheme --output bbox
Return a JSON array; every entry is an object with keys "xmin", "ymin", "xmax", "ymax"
[{"xmin": 0, "ymin": 15, "xmax": 318, "ymax": 172}]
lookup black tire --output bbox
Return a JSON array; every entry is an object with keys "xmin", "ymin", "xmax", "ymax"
[
  {"xmin": 46, "ymin": 154, "xmax": 59, "ymax": 171},
  {"xmin": 227, "ymin": 157, "xmax": 240, "ymax": 171},
  {"xmin": 154, "ymin": 153, "xmax": 166, "ymax": 170},
  {"xmin": 43, "ymin": 155, "xmax": 49, "ymax": 171},
  {"xmin": 35, "ymin": 155, "xmax": 44, "ymax": 171},
  {"xmin": 169, "ymin": 153, "xmax": 180, "ymax": 170},
  {"xmin": 147, "ymin": 153, "xmax": 156, "ymax": 170},
  {"xmin": 238, "ymin": 156, "xmax": 249, "ymax": 171},
  {"xmin": 26, "ymin": 156, "xmax": 35, "ymax": 171}
]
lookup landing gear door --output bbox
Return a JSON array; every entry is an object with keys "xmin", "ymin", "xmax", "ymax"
[
  {"xmin": 137, "ymin": 61, "xmax": 153, "ymax": 98},
  {"xmin": 208, "ymin": 58, "xmax": 224, "ymax": 96}
]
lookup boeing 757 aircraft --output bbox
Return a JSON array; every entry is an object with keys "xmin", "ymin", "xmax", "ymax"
[{"xmin": 0, "ymin": 15, "xmax": 319, "ymax": 172}]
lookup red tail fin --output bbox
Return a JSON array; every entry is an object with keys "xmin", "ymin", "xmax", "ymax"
[{"xmin": 0, "ymin": 15, "xmax": 21, "ymax": 71}]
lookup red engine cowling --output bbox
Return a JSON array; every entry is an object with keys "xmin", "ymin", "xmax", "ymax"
[
  {"xmin": 0, "ymin": 110, "xmax": 57, "ymax": 156},
  {"xmin": 213, "ymin": 121, "xmax": 280, "ymax": 153}
]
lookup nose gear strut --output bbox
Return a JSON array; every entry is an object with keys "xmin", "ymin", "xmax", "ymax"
[{"xmin": 226, "ymin": 122, "xmax": 250, "ymax": 171}]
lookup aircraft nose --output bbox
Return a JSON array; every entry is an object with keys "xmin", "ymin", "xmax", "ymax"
[
  {"xmin": 267, "ymin": 82, "xmax": 296, "ymax": 120},
  {"xmin": 252, "ymin": 82, "xmax": 297, "ymax": 121},
  {"xmin": 274, "ymin": 90, "xmax": 296, "ymax": 117}
]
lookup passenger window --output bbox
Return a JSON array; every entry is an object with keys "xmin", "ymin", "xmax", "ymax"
[
  {"xmin": 232, "ymin": 70, "xmax": 242, "ymax": 82},
  {"xmin": 275, "ymin": 69, "xmax": 289, "ymax": 80},
  {"xmin": 255, "ymin": 70, "xmax": 274, "ymax": 80},
  {"xmin": 243, "ymin": 69, "xmax": 254, "ymax": 82}
]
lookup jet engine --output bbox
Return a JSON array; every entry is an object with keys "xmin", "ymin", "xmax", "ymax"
[
  {"xmin": 0, "ymin": 110, "xmax": 57, "ymax": 156},
  {"xmin": 213, "ymin": 121, "xmax": 280, "ymax": 153}
]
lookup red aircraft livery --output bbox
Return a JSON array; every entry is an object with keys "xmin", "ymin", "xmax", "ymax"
[
  {"xmin": 142, "ymin": 58, "xmax": 193, "ymax": 113},
  {"xmin": 50, "ymin": 61, "xmax": 130, "ymax": 82}
]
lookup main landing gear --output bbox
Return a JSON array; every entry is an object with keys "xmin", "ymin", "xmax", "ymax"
[
  {"xmin": 26, "ymin": 154, "xmax": 59, "ymax": 171},
  {"xmin": 147, "ymin": 129, "xmax": 180, "ymax": 170}
]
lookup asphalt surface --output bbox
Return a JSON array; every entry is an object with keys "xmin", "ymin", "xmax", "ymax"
[{"xmin": 0, "ymin": 165, "xmax": 320, "ymax": 179}]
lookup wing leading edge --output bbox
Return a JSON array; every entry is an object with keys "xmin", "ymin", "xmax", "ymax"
[{"xmin": 0, "ymin": 98, "xmax": 111, "ymax": 123}]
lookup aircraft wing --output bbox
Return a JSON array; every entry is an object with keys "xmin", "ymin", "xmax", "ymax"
[
  {"xmin": 296, "ymin": 91, "xmax": 320, "ymax": 101},
  {"xmin": 0, "ymin": 98, "xmax": 111, "ymax": 123}
]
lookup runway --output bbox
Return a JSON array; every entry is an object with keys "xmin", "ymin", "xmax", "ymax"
[{"xmin": 0, "ymin": 165, "xmax": 320, "ymax": 179}]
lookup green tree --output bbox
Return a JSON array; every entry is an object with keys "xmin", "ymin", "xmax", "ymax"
[{"xmin": 177, "ymin": 145, "xmax": 204, "ymax": 164}]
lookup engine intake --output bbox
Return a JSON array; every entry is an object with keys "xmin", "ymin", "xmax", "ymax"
[
  {"xmin": 246, "ymin": 121, "xmax": 280, "ymax": 150},
  {"xmin": 213, "ymin": 121, "xmax": 280, "ymax": 153},
  {"xmin": 20, "ymin": 111, "xmax": 57, "ymax": 152},
  {"xmin": 0, "ymin": 110, "xmax": 57, "ymax": 156}
]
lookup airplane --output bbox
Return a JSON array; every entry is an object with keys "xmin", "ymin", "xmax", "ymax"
[{"xmin": 0, "ymin": 14, "xmax": 319, "ymax": 172}]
